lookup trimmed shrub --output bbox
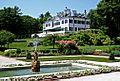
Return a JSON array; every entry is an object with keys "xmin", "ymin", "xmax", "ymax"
[
  {"xmin": 110, "ymin": 50, "xmax": 120, "ymax": 57},
  {"xmin": 26, "ymin": 52, "xmax": 32, "ymax": 59},
  {"xmin": 0, "ymin": 52, "xmax": 5, "ymax": 56},
  {"xmin": 109, "ymin": 53, "xmax": 115, "ymax": 60},
  {"xmin": 0, "ymin": 47, "xmax": 7, "ymax": 52},
  {"xmin": 16, "ymin": 48, "xmax": 21, "ymax": 54},
  {"xmin": 4, "ymin": 49, "xmax": 17, "ymax": 57},
  {"xmin": 115, "ymin": 37, "xmax": 120, "ymax": 44},
  {"xmin": 27, "ymin": 41, "xmax": 34, "ymax": 47},
  {"xmin": 82, "ymin": 48, "xmax": 95, "ymax": 54}
]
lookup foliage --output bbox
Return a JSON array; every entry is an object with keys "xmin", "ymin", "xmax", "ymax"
[
  {"xmin": 0, "ymin": 6, "xmax": 52, "ymax": 38},
  {"xmin": 0, "ymin": 30, "xmax": 15, "ymax": 47},
  {"xmin": 4, "ymin": 49, "xmax": 17, "ymax": 57},
  {"xmin": 0, "ymin": 52, "xmax": 5, "ymax": 56},
  {"xmin": 0, "ymin": 47, "xmax": 7, "ymax": 51},
  {"xmin": 8, "ymin": 38, "xmax": 120, "ymax": 52},
  {"xmin": 0, "ymin": 6, "xmax": 22, "ymax": 37},
  {"xmin": 42, "ymin": 34, "xmax": 62, "ymax": 48},
  {"xmin": 20, "ymin": 15, "xmax": 40, "ymax": 38},
  {"xmin": 56, "ymin": 40, "xmax": 81, "ymax": 55},
  {"xmin": 109, "ymin": 53, "xmax": 115, "ymax": 60},
  {"xmin": 26, "ymin": 52, "xmax": 32, "ymax": 59},
  {"xmin": 81, "ymin": 48, "xmax": 95, "ymax": 54},
  {"xmin": 60, "ymin": 29, "xmax": 113, "ymax": 46},
  {"xmin": 110, "ymin": 50, "xmax": 120, "ymax": 57},
  {"xmin": 115, "ymin": 37, "xmax": 120, "ymax": 44},
  {"xmin": 88, "ymin": 0, "xmax": 120, "ymax": 39},
  {"xmin": 16, "ymin": 48, "xmax": 21, "ymax": 54}
]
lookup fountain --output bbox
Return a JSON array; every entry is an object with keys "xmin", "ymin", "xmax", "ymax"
[{"xmin": 31, "ymin": 38, "xmax": 40, "ymax": 72}]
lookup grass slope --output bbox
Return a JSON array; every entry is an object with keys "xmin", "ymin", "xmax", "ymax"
[{"xmin": 18, "ymin": 56, "xmax": 120, "ymax": 62}]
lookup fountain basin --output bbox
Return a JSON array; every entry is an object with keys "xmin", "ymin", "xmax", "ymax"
[{"xmin": 0, "ymin": 63, "xmax": 91, "ymax": 78}]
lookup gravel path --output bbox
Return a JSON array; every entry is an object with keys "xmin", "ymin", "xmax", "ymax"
[
  {"xmin": 0, "ymin": 55, "xmax": 29, "ymax": 67},
  {"xmin": 60, "ymin": 72, "xmax": 120, "ymax": 81}
]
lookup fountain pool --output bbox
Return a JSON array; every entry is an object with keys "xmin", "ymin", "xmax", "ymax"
[{"xmin": 0, "ymin": 64, "xmax": 91, "ymax": 78}]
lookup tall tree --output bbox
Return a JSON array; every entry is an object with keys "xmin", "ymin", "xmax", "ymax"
[
  {"xmin": 88, "ymin": 0, "xmax": 120, "ymax": 39},
  {"xmin": 38, "ymin": 12, "xmax": 52, "ymax": 31},
  {"xmin": 0, "ymin": 6, "xmax": 22, "ymax": 37},
  {"xmin": 21, "ymin": 15, "xmax": 39, "ymax": 38}
]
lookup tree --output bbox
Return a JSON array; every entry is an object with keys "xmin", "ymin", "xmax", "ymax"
[
  {"xmin": 42, "ymin": 34, "xmax": 61, "ymax": 48},
  {"xmin": 0, "ymin": 30, "xmax": 15, "ymax": 47},
  {"xmin": 88, "ymin": 9, "xmax": 105, "ymax": 29},
  {"xmin": 0, "ymin": 6, "xmax": 22, "ymax": 38},
  {"xmin": 88, "ymin": 0, "xmax": 120, "ymax": 40},
  {"xmin": 38, "ymin": 12, "xmax": 52, "ymax": 31},
  {"xmin": 21, "ymin": 15, "xmax": 39, "ymax": 38}
]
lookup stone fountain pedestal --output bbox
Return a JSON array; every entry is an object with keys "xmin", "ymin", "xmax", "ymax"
[{"xmin": 31, "ymin": 52, "xmax": 40, "ymax": 72}]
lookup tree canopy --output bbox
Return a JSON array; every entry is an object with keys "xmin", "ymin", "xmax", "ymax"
[
  {"xmin": 0, "ymin": 6, "xmax": 52, "ymax": 38},
  {"xmin": 88, "ymin": 0, "xmax": 120, "ymax": 39}
]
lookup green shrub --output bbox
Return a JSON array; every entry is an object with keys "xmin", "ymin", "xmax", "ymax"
[
  {"xmin": 22, "ymin": 50, "xmax": 26, "ymax": 52},
  {"xmin": 110, "ymin": 50, "xmax": 120, "ymax": 57},
  {"xmin": 115, "ymin": 37, "xmax": 120, "ymax": 44},
  {"xmin": 0, "ymin": 52, "xmax": 5, "ymax": 55},
  {"xmin": 26, "ymin": 52, "xmax": 32, "ymax": 59},
  {"xmin": 18, "ymin": 53, "xmax": 26, "ymax": 57},
  {"xmin": 109, "ymin": 53, "xmax": 115, "ymax": 60},
  {"xmin": 16, "ymin": 48, "xmax": 21, "ymax": 54},
  {"xmin": 4, "ymin": 49, "xmax": 17, "ymax": 57},
  {"xmin": 82, "ymin": 48, "xmax": 95, "ymax": 54},
  {"xmin": 112, "ymin": 47, "xmax": 120, "ymax": 51},
  {"xmin": 41, "ymin": 50, "xmax": 50, "ymax": 53}
]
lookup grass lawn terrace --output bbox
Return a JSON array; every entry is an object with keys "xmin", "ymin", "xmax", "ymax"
[{"xmin": 18, "ymin": 56, "xmax": 120, "ymax": 62}]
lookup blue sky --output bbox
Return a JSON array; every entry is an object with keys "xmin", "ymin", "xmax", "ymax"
[{"xmin": 0, "ymin": 0, "xmax": 101, "ymax": 18}]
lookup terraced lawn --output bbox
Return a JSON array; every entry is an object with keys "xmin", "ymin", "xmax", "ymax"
[{"xmin": 18, "ymin": 56, "xmax": 120, "ymax": 62}]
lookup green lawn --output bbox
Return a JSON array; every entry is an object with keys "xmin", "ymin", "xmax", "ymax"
[
  {"xmin": 18, "ymin": 56, "xmax": 120, "ymax": 62},
  {"xmin": 9, "ymin": 38, "xmax": 57, "ymax": 50},
  {"xmin": 79, "ymin": 45, "xmax": 120, "ymax": 52},
  {"xmin": 9, "ymin": 38, "xmax": 120, "ymax": 51}
]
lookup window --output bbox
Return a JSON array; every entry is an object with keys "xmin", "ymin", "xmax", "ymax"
[
  {"xmin": 46, "ymin": 23, "xmax": 50, "ymax": 27},
  {"xmin": 78, "ymin": 28, "xmax": 81, "ymax": 30},
  {"xmin": 69, "ymin": 19, "xmax": 73, "ymax": 23},
  {"xmin": 49, "ymin": 23, "xmax": 50, "ymax": 26},
  {"xmin": 65, "ymin": 27, "xmax": 68, "ymax": 31},
  {"xmin": 62, "ymin": 20, "xmax": 64, "ymax": 24},
  {"xmin": 69, "ymin": 27, "xmax": 73, "ymax": 31},
  {"xmin": 54, "ymin": 22, "xmax": 60, "ymax": 26},
  {"xmin": 82, "ymin": 21, "xmax": 85, "ymax": 24},
  {"xmin": 74, "ymin": 20, "xmax": 77, "ymax": 24},
  {"xmin": 75, "ymin": 27, "xmax": 77, "ymax": 31},
  {"xmin": 78, "ymin": 20, "xmax": 81, "ymax": 24},
  {"xmin": 46, "ymin": 24, "xmax": 48, "ymax": 27},
  {"xmin": 65, "ymin": 20, "xmax": 68, "ymax": 23}
]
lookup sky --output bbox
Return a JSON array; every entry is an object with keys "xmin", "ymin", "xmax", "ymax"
[{"xmin": 0, "ymin": 0, "xmax": 101, "ymax": 18}]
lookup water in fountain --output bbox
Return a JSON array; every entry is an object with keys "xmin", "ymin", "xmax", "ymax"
[{"xmin": 32, "ymin": 38, "xmax": 39, "ymax": 51}]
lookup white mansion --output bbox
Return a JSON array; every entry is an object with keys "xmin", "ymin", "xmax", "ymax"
[{"xmin": 32, "ymin": 7, "xmax": 90, "ymax": 37}]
